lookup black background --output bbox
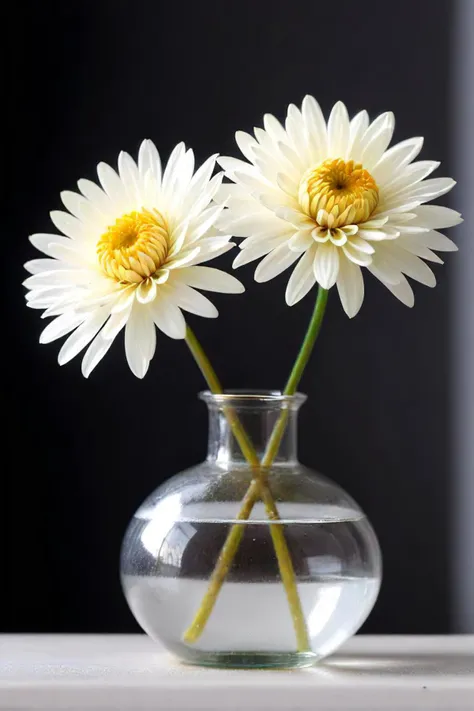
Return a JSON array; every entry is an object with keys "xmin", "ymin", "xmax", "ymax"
[{"xmin": 5, "ymin": 0, "xmax": 458, "ymax": 633}]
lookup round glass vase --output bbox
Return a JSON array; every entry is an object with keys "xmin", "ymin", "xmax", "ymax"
[{"xmin": 121, "ymin": 392, "xmax": 382, "ymax": 668}]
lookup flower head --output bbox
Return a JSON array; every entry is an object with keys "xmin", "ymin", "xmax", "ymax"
[
  {"xmin": 24, "ymin": 141, "xmax": 243, "ymax": 378},
  {"xmin": 217, "ymin": 98, "xmax": 462, "ymax": 316}
]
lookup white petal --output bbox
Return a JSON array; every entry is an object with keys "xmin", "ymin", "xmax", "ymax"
[
  {"xmin": 217, "ymin": 210, "xmax": 281, "ymax": 237},
  {"xmin": 285, "ymin": 246, "xmax": 318, "ymax": 305},
  {"xmin": 358, "ymin": 216, "xmax": 389, "ymax": 230},
  {"xmin": 327, "ymin": 101, "xmax": 350, "ymax": 158},
  {"xmin": 395, "ymin": 177, "xmax": 456, "ymax": 204},
  {"xmin": 408, "ymin": 205, "xmax": 463, "ymax": 230},
  {"xmin": 336, "ymin": 256, "xmax": 365, "ymax": 318},
  {"xmin": 289, "ymin": 231, "xmax": 314, "ymax": 252},
  {"xmin": 380, "ymin": 274, "xmax": 415, "ymax": 308},
  {"xmin": 371, "ymin": 137, "xmax": 424, "ymax": 186},
  {"xmin": 188, "ymin": 241, "xmax": 235, "ymax": 266},
  {"xmin": 277, "ymin": 141, "xmax": 306, "ymax": 173},
  {"xmin": 142, "ymin": 169, "xmax": 159, "ymax": 209},
  {"xmin": 29, "ymin": 233, "xmax": 73, "ymax": 258},
  {"xmin": 26, "ymin": 298, "xmax": 56, "ymax": 310},
  {"xmin": 348, "ymin": 110, "xmax": 369, "ymax": 158},
  {"xmin": 232, "ymin": 170, "xmax": 273, "ymax": 194},
  {"xmin": 39, "ymin": 311, "xmax": 87, "ymax": 344},
  {"xmin": 415, "ymin": 229, "xmax": 458, "ymax": 252},
  {"xmin": 140, "ymin": 312, "xmax": 156, "ymax": 362},
  {"xmin": 77, "ymin": 179, "xmax": 114, "ymax": 217},
  {"xmin": 50, "ymin": 211, "xmax": 86, "ymax": 241},
  {"xmin": 184, "ymin": 153, "xmax": 218, "ymax": 206},
  {"xmin": 285, "ymin": 103, "xmax": 307, "ymax": 159},
  {"xmin": 328, "ymin": 228, "xmax": 348, "ymax": 246},
  {"xmin": 23, "ymin": 269, "xmax": 92, "ymax": 289},
  {"xmin": 164, "ymin": 282, "xmax": 218, "ymax": 318},
  {"xmin": 397, "ymin": 238, "xmax": 444, "ymax": 264},
  {"xmin": 254, "ymin": 243, "xmax": 301, "ymax": 283},
  {"xmin": 170, "ymin": 149, "xmax": 195, "ymax": 201},
  {"xmin": 376, "ymin": 242, "xmax": 436, "ymax": 287},
  {"xmin": 276, "ymin": 171, "xmax": 298, "ymax": 197},
  {"xmin": 375, "ymin": 199, "xmax": 422, "ymax": 216},
  {"xmin": 97, "ymin": 162, "xmax": 128, "ymax": 206},
  {"xmin": 161, "ymin": 142, "xmax": 186, "ymax": 194},
  {"xmin": 347, "ymin": 236, "xmax": 375, "ymax": 254},
  {"xmin": 218, "ymin": 155, "xmax": 257, "ymax": 178},
  {"xmin": 235, "ymin": 131, "xmax": 258, "ymax": 162},
  {"xmin": 138, "ymin": 139, "xmax": 162, "ymax": 184},
  {"xmin": 46, "ymin": 241, "xmax": 92, "ymax": 267},
  {"xmin": 361, "ymin": 126, "xmax": 394, "ymax": 171},
  {"xmin": 60, "ymin": 191, "xmax": 89, "ymax": 220},
  {"xmin": 342, "ymin": 242, "xmax": 373, "ymax": 267},
  {"xmin": 301, "ymin": 95, "xmax": 327, "ymax": 160},
  {"xmin": 176, "ymin": 266, "xmax": 245, "ymax": 293},
  {"xmin": 188, "ymin": 204, "xmax": 224, "ymax": 241},
  {"xmin": 356, "ymin": 111, "xmax": 395, "ymax": 165},
  {"xmin": 233, "ymin": 236, "xmax": 286, "ymax": 268},
  {"xmin": 313, "ymin": 242, "xmax": 340, "ymax": 289},
  {"xmin": 110, "ymin": 287, "xmax": 136, "ymax": 314},
  {"xmin": 58, "ymin": 307, "xmax": 111, "ymax": 366},
  {"xmin": 166, "ymin": 246, "xmax": 201, "ymax": 270},
  {"xmin": 150, "ymin": 297, "xmax": 186, "ymax": 339},
  {"xmin": 81, "ymin": 330, "xmax": 116, "ymax": 378},
  {"xmin": 102, "ymin": 304, "xmax": 133, "ymax": 340},
  {"xmin": 187, "ymin": 172, "xmax": 223, "ymax": 218},
  {"xmin": 24, "ymin": 258, "xmax": 64, "ymax": 274},
  {"xmin": 124, "ymin": 305, "xmax": 151, "ymax": 378},
  {"xmin": 40, "ymin": 289, "xmax": 88, "ymax": 317},
  {"xmin": 367, "ymin": 262, "xmax": 402, "ymax": 286},
  {"xmin": 136, "ymin": 278, "xmax": 157, "ymax": 304},
  {"xmin": 382, "ymin": 160, "xmax": 440, "ymax": 197},
  {"xmin": 263, "ymin": 113, "xmax": 288, "ymax": 143},
  {"xmin": 118, "ymin": 151, "xmax": 140, "ymax": 200}
]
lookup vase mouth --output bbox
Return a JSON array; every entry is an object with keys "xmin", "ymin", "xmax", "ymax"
[{"xmin": 199, "ymin": 390, "xmax": 307, "ymax": 407}]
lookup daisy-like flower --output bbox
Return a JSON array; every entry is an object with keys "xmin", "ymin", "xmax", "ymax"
[
  {"xmin": 216, "ymin": 98, "xmax": 462, "ymax": 316},
  {"xmin": 24, "ymin": 140, "xmax": 244, "ymax": 378}
]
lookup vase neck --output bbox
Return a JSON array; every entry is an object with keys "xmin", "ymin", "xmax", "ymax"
[{"xmin": 201, "ymin": 391, "xmax": 306, "ymax": 467}]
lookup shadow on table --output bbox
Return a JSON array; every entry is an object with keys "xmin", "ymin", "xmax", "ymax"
[{"xmin": 322, "ymin": 652, "xmax": 474, "ymax": 678}]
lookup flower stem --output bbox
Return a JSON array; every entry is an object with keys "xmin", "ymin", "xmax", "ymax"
[
  {"xmin": 262, "ymin": 286, "xmax": 329, "ymax": 466},
  {"xmin": 185, "ymin": 326, "xmax": 259, "ymax": 467},
  {"xmin": 184, "ymin": 325, "xmax": 310, "ymax": 650},
  {"xmin": 183, "ymin": 288, "xmax": 329, "ymax": 648}
]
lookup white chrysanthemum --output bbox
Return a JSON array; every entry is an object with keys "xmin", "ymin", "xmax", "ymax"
[
  {"xmin": 216, "ymin": 98, "xmax": 462, "ymax": 317},
  {"xmin": 24, "ymin": 140, "xmax": 243, "ymax": 378}
]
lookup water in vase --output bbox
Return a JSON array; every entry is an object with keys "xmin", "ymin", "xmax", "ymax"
[{"xmin": 121, "ymin": 501, "xmax": 381, "ymax": 666}]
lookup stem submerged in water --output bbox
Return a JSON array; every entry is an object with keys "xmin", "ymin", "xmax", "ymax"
[
  {"xmin": 184, "ymin": 326, "xmax": 310, "ymax": 650},
  {"xmin": 183, "ymin": 288, "xmax": 329, "ymax": 646}
]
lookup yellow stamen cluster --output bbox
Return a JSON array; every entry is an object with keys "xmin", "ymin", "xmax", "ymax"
[
  {"xmin": 97, "ymin": 209, "xmax": 169, "ymax": 283},
  {"xmin": 299, "ymin": 158, "xmax": 379, "ymax": 228}
]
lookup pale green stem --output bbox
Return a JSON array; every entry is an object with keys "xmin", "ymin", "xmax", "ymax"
[
  {"xmin": 183, "ymin": 288, "xmax": 329, "ymax": 646},
  {"xmin": 184, "ymin": 326, "xmax": 310, "ymax": 650}
]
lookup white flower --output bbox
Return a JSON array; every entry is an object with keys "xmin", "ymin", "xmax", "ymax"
[
  {"xmin": 24, "ymin": 140, "xmax": 243, "ymax": 378},
  {"xmin": 216, "ymin": 98, "xmax": 462, "ymax": 317}
]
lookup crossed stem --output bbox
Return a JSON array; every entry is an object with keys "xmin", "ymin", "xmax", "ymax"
[{"xmin": 183, "ymin": 287, "xmax": 328, "ymax": 649}]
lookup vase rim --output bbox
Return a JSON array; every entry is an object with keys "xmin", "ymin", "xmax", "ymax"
[{"xmin": 199, "ymin": 389, "xmax": 307, "ymax": 405}]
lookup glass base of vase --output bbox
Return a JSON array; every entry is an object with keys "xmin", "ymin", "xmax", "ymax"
[{"xmin": 179, "ymin": 649, "xmax": 321, "ymax": 669}]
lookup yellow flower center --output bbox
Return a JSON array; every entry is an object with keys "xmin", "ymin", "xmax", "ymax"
[
  {"xmin": 97, "ymin": 209, "xmax": 169, "ymax": 283},
  {"xmin": 298, "ymin": 158, "xmax": 379, "ymax": 227}
]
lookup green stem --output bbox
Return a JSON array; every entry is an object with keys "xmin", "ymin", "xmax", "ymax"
[
  {"xmin": 183, "ymin": 288, "xmax": 329, "ymax": 646},
  {"xmin": 261, "ymin": 287, "xmax": 329, "ymax": 468},
  {"xmin": 184, "ymin": 325, "xmax": 310, "ymax": 650},
  {"xmin": 185, "ymin": 326, "xmax": 259, "ymax": 467},
  {"xmin": 284, "ymin": 287, "xmax": 329, "ymax": 396}
]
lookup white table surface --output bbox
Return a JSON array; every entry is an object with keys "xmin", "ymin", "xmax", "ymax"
[{"xmin": 0, "ymin": 635, "xmax": 473, "ymax": 710}]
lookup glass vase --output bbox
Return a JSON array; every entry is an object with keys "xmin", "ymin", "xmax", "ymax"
[{"xmin": 120, "ymin": 391, "xmax": 382, "ymax": 668}]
